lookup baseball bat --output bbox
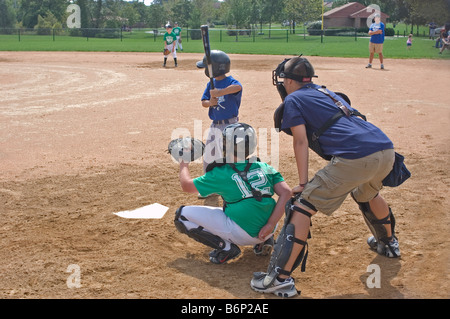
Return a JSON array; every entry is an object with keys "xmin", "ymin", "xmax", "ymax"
[{"xmin": 201, "ymin": 25, "xmax": 217, "ymax": 107}]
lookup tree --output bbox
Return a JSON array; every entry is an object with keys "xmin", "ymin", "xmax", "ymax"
[
  {"xmin": 19, "ymin": 0, "xmax": 69, "ymax": 28},
  {"xmin": 404, "ymin": 0, "xmax": 450, "ymax": 27},
  {"xmin": 191, "ymin": 0, "xmax": 217, "ymax": 25},
  {"xmin": 223, "ymin": 0, "xmax": 251, "ymax": 29},
  {"xmin": 148, "ymin": 1, "xmax": 166, "ymax": 29},
  {"xmin": 0, "ymin": 0, "xmax": 17, "ymax": 30},
  {"xmin": 34, "ymin": 11, "xmax": 62, "ymax": 34},
  {"xmin": 261, "ymin": 0, "xmax": 283, "ymax": 32},
  {"xmin": 248, "ymin": 0, "xmax": 265, "ymax": 30},
  {"xmin": 164, "ymin": 0, "xmax": 192, "ymax": 26},
  {"xmin": 283, "ymin": 0, "xmax": 322, "ymax": 33}
]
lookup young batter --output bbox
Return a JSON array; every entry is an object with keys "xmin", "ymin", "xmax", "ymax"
[{"xmin": 196, "ymin": 50, "xmax": 242, "ymax": 173}]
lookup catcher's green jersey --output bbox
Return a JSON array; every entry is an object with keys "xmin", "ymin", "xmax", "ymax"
[
  {"xmin": 193, "ymin": 160, "xmax": 284, "ymax": 237},
  {"xmin": 164, "ymin": 31, "xmax": 176, "ymax": 44}
]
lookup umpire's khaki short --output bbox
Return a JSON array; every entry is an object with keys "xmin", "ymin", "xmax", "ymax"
[
  {"xmin": 369, "ymin": 42, "xmax": 384, "ymax": 54},
  {"xmin": 300, "ymin": 149, "xmax": 395, "ymax": 215}
]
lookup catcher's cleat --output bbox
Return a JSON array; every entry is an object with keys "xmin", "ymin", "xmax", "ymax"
[
  {"xmin": 251, "ymin": 272, "xmax": 298, "ymax": 298},
  {"xmin": 253, "ymin": 237, "xmax": 274, "ymax": 256},
  {"xmin": 367, "ymin": 236, "xmax": 401, "ymax": 258},
  {"xmin": 209, "ymin": 244, "xmax": 241, "ymax": 264}
]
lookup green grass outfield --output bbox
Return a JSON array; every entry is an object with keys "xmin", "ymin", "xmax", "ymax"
[{"xmin": 0, "ymin": 28, "xmax": 448, "ymax": 59}]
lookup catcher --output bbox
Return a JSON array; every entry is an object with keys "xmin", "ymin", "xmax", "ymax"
[
  {"xmin": 170, "ymin": 123, "xmax": 292, "ymax": 264},
  {"xmin": 163, "ymin": 23, "xmax": 177, "ymax": 67}
]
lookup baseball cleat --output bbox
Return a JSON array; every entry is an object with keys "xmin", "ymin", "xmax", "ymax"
[
  {"xmin": 365, "ymin": 63, "xmax": 372, "ymax": 68},
  {"xmin": 251, "ymin": 272, "xmax": 298, "ymax": 298},
  {"xmin": 367, "ymin": 236, "xmax": 401, "ymax": 258},
  {"xmin": 209, "ymin": 244, "xmax": 241, "ymax": 264}
]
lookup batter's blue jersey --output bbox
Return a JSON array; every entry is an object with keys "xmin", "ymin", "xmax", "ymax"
[{"xmin": 201, "ymin": 75, "xmax": 242, "ymax": 121}]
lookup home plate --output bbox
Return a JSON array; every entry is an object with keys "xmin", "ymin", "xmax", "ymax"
[{"xmin": 113, "ymin": 203, "xmax": 169, "ymax": 219}]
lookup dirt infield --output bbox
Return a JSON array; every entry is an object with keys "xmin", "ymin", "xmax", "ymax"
[{"xmin": 0, "ymin": 51, "xmax": 449, "ymax": 299}]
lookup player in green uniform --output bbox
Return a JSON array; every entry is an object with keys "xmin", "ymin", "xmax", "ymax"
[
  {"xmin": 174, "ymin": 123, "xmax": 292, "ymax": 264},
  {"xmin": 173, "ymin": 22, "xmax": 183, "ymax": 51},
  {"xmin": 163, "ymin": 24, "xmax": 177, "ymax": 67}
]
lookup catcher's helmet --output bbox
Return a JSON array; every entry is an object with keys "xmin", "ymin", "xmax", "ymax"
[
  {"xmin": 222, "ymin": 123, "xmax": 257, "ymax": 160},
  {"xmin": 196, "ymin": 50, "xmax": 231, "ymax": 78}
]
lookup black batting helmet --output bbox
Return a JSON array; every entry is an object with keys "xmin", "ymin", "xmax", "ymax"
[{"xmin": 196, "ymin": 50, "xmax": 231, "ymax": 78}]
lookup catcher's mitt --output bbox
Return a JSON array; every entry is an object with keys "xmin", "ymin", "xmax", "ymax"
[
  {"xmin": 163, "ymin": 48, "xmax": 170, "ymax": 55},
  {"xmin": 168, "ymin": 137, "xmax": 205, "ymax": 162}
]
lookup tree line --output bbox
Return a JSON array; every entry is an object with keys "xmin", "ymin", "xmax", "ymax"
[{"xmin": 1, "ymin": 0, "xmax": 449, "ymax": 32}]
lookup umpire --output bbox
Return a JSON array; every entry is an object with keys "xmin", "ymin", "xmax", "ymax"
[{"xmin": 251, "ymin": 56, "xmax": 401, "ymax": 298}]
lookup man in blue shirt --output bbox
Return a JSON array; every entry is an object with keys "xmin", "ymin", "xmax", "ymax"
[
  {"xmin": 251, "ymin": 56, "xmax": 400, "ymax": 298},
  {"xmin": 366, "ymin": 14, "xmax": 385, "ymax": 69}
]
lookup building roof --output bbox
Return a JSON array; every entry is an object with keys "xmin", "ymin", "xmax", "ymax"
[
  {"xmin": 350, "ymin": 7, "xmax": 389, "ymax": 19},
  {"xmin": 323, "ymin": 2, "xmax": 366, "ymax": 18},
  {"xmin": 324, "ymin": 2, "xmax": 389, "ymax": 19}
]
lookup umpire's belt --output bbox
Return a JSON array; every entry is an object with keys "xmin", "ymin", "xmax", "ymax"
[{"xmin": 213, "ymin": 117, "xmax": 238, "ymax": 125}]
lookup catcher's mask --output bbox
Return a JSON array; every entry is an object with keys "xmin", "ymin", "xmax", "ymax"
[
  {"xmin": 272, "ymin": 56, "xmax": 317, "ymax": 87},
  {"xmin": 196, "ymin": 50, "xmax": 231, "ymax": 78},
  {"xmin": 222, "ymin": 123, "xmax": 257, "ymax": 161}
]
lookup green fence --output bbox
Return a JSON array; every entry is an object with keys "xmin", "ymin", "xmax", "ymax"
[
  {"xmin": 0, "ymin": 27, "xmax": 368, "ymax": 43},
  {"xmin": 0, "ymin": 26, "xmax": 433, "ymax": 43},
  {"xmin": 1, "ymin": 26, "xmax": 445, "ymax": 59}
]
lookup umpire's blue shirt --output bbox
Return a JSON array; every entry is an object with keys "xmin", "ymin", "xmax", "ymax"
[{"xmin": 282, "ymin": 84, "xmax": 393, "ymax": 159}]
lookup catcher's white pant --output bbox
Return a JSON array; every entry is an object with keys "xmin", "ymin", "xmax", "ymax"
[
  {"xmin": 178, "ymin": 205, "xmax": 264, "ymax": 250},
  {"xmin": 164, "ymin": 43, "xmax": 177, "ymax": 58}
]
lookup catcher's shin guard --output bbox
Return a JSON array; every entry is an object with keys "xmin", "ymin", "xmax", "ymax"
[
  {"xmin": 174, "ymin": 206, "xmax": 226, "ymax": 250},
  {"xmin": 352, "ymin": 195, "xmax": 396, "ymax": 245},
  {"xmin": 263, "ymin": 198, "xmax": 312, "ymax": 288}
]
